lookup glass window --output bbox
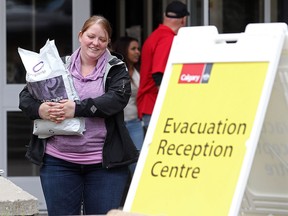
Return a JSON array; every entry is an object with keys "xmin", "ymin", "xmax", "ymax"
[
  {"xmin": 6, "ymin": 0, "xmax": 72, "ymax": 84},
  {"xmin": 125, "ymin": 0, "xmax": 143, "ymax": 44},
  {"xmin": 189, "ymin": 0, "xmax": 204, "ymax": 26},
  {"xmin": 271, "ymin": 0, "xmax": 288, "ymax": 22},
  {"xmin": 6, "ymin": 0, "xmax": 72, "ymax": 177},
  {"xmin": 209, "ymin": 0, "xmax": 264, "ymax": 33},
  {"xmin": 91, "ymin": 0, "xmax": 118, "ymax": 42},
  {"xmin": 91, "ymin": 0, "xmax": 144, "ymax": 45},
  {"xmin": 7, "ymin": 111, "xmax": 37, "ymax": 176}
]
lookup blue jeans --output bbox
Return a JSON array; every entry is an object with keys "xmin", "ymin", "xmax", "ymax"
[
  {"xmin": 125, "ymin": 118, "xmax": 144, "ymax": 151},
  {"xmin": 142, "ymin": 114, "xmax": 151, "ymax": 135},
  {"xmin": 40, "ymin": 154, "xmax": 129, "ymax": 215},
  {"xmin": 125, "ymin": 118, "xmax": 144, "ymax": 174}
]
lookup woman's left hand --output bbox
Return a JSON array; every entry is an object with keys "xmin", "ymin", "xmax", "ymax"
[
  {"xmin": 58, "ymin": 99, "xmax": 76, "ymax": 119},
  {"xmin": 47, "ymin": 100, "xmax": 75, "ymax": 123}
]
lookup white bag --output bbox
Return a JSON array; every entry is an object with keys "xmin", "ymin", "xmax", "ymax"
[{"xmin": 18, "ymin": 39, "xmax": 85, "ymax": 139}]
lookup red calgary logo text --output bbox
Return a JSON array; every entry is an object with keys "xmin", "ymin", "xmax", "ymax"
[
  {"xmin": 178, "ymin": 63, "xmax": 205, "ymax": 84},
  {"xmin": 178, "ymin": 63, "xmax": 211, "ymax": 84}
]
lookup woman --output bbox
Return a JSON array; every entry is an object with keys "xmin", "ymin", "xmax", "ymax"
[
  {"xmin": 19, "ymin": 15, "xmax": 138, "ymax": 215},
  {"xmin": 113, "ymin": 36, "xmax": 144, "ymax": 174}
]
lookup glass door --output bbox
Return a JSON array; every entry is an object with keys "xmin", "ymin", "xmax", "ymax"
[{"xmin": 2, "ymin": 0, "xmax": 78, "ymax": 212}]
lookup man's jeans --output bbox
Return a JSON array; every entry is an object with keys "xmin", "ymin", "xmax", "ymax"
[
  {"xmin": 142, "ymin": 114, "xmax": 151, "ymax": 135},
  {"xmin": 40, "ymin": 154, "xmax": 129, "ymax": 215},
  {"xmin": 125, "ymin": 118, "xmax": 144, "ymax": 174}
]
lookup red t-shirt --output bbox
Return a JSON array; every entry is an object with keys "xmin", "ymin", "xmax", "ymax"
[{"xmin": 137, "ymin": 24, "xmax": 175, "ymax": 119}]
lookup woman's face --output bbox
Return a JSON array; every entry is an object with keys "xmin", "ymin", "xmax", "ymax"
[
  {"xmin": 79, "ymin": 22, "xmax": 109, "ymax": 61},
  {"xmin": 127, "ymin": 41, "xmax": 140, "ymax": 65}
]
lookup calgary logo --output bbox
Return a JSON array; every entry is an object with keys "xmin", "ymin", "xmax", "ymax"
[
  {"xmin": 180, "ymin": 73, "xmax": 201, "ymax": 83},
  {"xmin": 178, "ymin": 63, "xmax": 212, "ymax": 84}
]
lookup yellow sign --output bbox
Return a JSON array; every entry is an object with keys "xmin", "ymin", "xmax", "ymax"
[{"xmin": 128, "ymin": 62, "xmax": 269, "ymax": 215}]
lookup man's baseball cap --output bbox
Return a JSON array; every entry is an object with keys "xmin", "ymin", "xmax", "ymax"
[{"xmin": 165, "ymin": 1, "xmax": 190, "ymax": 18}]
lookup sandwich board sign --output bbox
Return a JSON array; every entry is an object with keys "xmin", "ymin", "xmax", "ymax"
[
  {"xmin": 240, "ymin": 29, "xmax": 288, "ymax": 215},
  {"xmin": 124, "ymin": 23, "xmax": 288, "ymax": 216}
]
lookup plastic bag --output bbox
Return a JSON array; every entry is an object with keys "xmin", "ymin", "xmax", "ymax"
[{"xmin": 18, "ymin": 39, "xmax": 85, "ymax": 138}]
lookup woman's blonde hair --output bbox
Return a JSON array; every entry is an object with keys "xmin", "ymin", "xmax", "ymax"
[{"xmin": 79, "ymin": 15, "xmax": 112, "ymax": 48}]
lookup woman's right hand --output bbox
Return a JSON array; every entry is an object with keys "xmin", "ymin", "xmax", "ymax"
[{"xmin": 39, "ymin": 102, "xmax": 65, "ymax": 124}]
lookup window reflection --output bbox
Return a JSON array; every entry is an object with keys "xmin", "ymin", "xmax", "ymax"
[
  {"xmin": 272, "ymin": 0, "xmax": 288, "ymax": 22},
  {"xmin": 209, "ymin": 0, "xmax": 263, "ymax": 33},
  {"xmin": 7, "ymin": 111, "xmax": 37, "ymax": 176},
  {"xmin": 6, "ymin": 0, "xmax": 72, "ymax": 84},
  {"xmin": 190, "ymin": 0, "xmax": 204, "ymax": 26}
]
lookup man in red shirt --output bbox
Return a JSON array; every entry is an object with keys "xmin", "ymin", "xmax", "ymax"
[{"xmin": 137, "ymin": 1, "xmax": 190, "ymax": 133}]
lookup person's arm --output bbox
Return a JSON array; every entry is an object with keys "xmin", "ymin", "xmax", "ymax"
[
  {"xmin": 151, "ymin": 35, "xmax": 174, "ymax": 87},
  {"xmin": 152, "ymin": 72, "xmax": 163, "ymax": 87},
  {"xmin": 61, "ymin": 62, "xmax": 131, "ymax": 119},
  {"xmin": 19, "ymin": 85, "xmax": 65, "ymax": 123},
  {"xmin": 19, "ymin": 86, "xmax": 42, "ymax": 120}
]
